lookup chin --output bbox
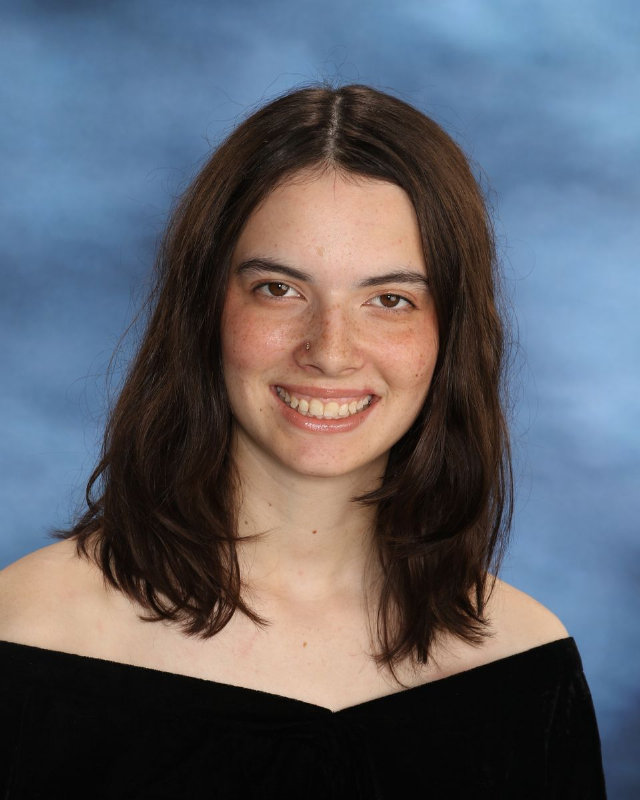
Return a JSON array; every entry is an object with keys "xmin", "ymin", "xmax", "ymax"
[{"xmin": 277, "ymin": 449, "xmax": 388, "ymax": 482}]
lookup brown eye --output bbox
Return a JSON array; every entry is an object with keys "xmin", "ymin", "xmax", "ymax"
[
  {"xmin": 255, "ymin": 281, "xmax": 302, "ymax": 300},
  {"xmin": 266, "ymin": 282, "xmax": 290, "ymax": 296},
  {"xmin": 368, "ymin": 293, "xmax": 412, "ymax": 310}
]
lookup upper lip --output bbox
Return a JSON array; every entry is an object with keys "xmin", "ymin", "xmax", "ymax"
[{"xmin": 273, "ymin": 384, "xmax": 376, "ymax": 399}]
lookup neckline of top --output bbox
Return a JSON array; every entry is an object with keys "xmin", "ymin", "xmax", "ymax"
[{"xmin": 0, "ymin": 636, "xmax": 576, "ymax": 715}]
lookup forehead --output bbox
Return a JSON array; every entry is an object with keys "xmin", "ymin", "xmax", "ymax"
[{"xmin": 232, "ymin": 169, "xmax": 425, "ymax": 273}]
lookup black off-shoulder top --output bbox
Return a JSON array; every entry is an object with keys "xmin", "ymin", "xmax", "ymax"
[{"xmin": 0, "ymin": 637, "xmax": 606, "ymax": 799}]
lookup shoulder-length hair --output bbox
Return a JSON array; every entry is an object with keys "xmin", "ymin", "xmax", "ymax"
[{"xmin": 64, "ymin": 84, "xmax": 512, "ymax": 671}]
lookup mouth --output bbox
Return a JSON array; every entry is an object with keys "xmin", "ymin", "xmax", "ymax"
[{"xmin": 274, "ymin": 386, "xmax": 374, "ymax": 420}]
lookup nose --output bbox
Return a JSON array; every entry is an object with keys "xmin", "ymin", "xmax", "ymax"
[{"xmin": 296, "ymin": 302, "xmax": 364, "ymax": 376}]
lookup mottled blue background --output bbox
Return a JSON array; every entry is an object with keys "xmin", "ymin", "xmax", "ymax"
[{"xmin": 2, "ymin": 1, "xmax": 638, "ymax": 794}]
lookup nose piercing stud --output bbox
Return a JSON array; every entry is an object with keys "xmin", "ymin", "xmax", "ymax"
[{"xmin": 305, "ymin": 341, "xmax": 311, "ymax": 351}]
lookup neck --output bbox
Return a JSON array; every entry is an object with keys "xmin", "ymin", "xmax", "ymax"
[{"xmin": 232, "ymin": 444, "xmax": 385, "ymax": 604}]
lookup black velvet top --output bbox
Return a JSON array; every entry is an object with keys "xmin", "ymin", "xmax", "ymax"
[{"xmin": 0, "ymin": 637, "xmax": 606, "ymax": 799}]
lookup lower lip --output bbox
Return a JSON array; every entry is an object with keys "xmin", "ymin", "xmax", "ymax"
[{"xmin": 271, "ymin": 388, "xmax": 377, "ymax": 433}]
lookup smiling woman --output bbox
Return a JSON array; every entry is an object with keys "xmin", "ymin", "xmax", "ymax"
[
  {"xmin": 0, "ymin": 85, "xmax": 606, "ymax": 798},
  {"xmin": 222, "ymin": 173, "xmax": 438, "ymax": 477}
]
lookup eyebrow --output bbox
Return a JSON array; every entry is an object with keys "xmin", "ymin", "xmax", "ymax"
[{"xmin": 234, "ymin": 257, "xmax": 429, "ymax": 289}]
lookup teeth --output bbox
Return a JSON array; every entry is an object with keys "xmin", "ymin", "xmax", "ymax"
[
  {"xmin": 276, "ymin": 387, "xmax": 372, "ymax": 419},
  {"xmin": 324, "ymin": 401, "xmax": 340, "ymax": 418},
  {"xmin": 309, "ymin": 399, "xmax": 324, "ymax": 417}
]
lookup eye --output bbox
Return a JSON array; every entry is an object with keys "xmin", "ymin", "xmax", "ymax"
[
  {"xmin": 255, "ymin": 281, "xmax": 301, "ymax": 298},
  {"xmin": 368, "ymin": 293, "xmax": 413, "ymax": 310}
]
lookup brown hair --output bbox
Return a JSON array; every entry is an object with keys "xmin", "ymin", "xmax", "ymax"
[{"xmin": 63, "ymin": 84, "xmax": 512, "ymax": 670}]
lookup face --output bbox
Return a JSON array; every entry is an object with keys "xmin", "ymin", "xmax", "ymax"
[{"xmin": 221, "ymin": 169, "xmax": 439, "ymax": 481}]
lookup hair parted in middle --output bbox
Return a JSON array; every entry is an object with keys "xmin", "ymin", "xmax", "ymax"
[{"xmin": 65, "ymin": 83, "xmax": 512, "ymax": 672}]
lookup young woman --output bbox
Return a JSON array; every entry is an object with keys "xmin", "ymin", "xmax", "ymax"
[{"xmin": 0, "ymin": 85, "xmax": 606, "ymax": 798}]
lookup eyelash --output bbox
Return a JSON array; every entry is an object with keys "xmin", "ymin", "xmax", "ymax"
[
  {"xmin": 367, "ymin": 293, "xmax": 414, "ymax": 310},
  {"xmin": 253, "ymin": 282, "xmax": 415, "ymax": 311},
  {"xmin": 254, "ymin": 281, "xmax": 301, "ymax": 299}
]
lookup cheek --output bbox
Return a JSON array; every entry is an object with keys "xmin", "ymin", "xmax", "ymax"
[
  {"xmin": 221, "ymin": 294, "xmax": 300, "ymax": 374},
  {"xmin": 375, "ymin": 324, "xmax": 439, "ymax": 392}
]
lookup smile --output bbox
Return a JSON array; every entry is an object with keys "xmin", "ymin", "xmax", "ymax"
[{"xmin": 275, "ymin": 386, "xmax": 373, "ymax": 419}]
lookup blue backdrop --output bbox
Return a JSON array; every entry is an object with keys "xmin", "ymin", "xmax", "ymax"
[{"xmin": 2, "ymin": 1, "xmax": 638, "ymax": 795}]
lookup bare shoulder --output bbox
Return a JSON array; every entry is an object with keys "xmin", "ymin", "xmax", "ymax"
[
  {"xmin": 425, "ymin": 577, "xmax": 570, "ymax": 679},
  {"xmin": 0, "ymin": 539, "xmax": 116, "ymax": 650},
  {"xmin": 484, "ymin": 577, "xmax": 569, "ymax": 655}
]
